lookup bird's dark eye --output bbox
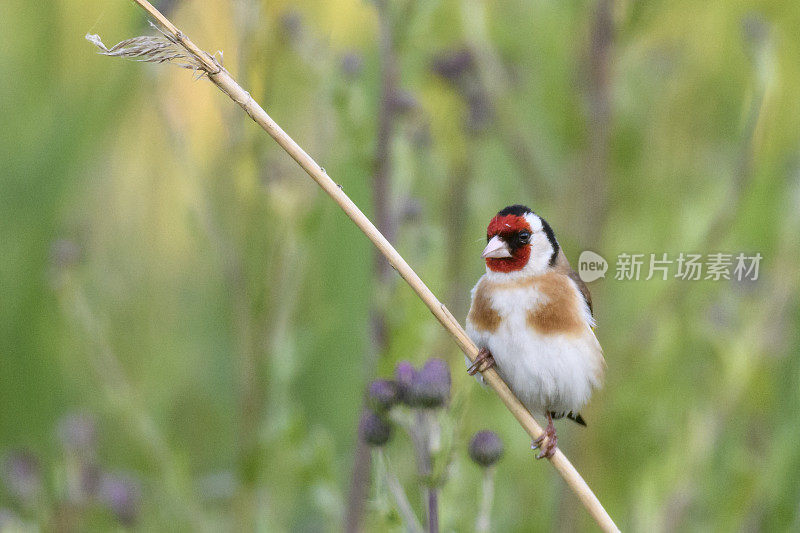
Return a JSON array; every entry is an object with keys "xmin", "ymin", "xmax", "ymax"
[{"xmin": 518, "ymin": 231, "xmax": 531, "ymax": 244}]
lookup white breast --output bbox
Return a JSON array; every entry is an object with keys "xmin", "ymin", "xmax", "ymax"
[{"xmin": 466, "ymin": 276, "xmax": 603, "ymax": 417}]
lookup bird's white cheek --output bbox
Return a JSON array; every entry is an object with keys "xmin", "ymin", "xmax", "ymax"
[{"xmin": 524, "ymin": 239, "xmax": 552, "ymax": 275}]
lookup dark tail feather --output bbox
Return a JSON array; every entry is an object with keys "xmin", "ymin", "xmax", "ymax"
[
  {"xmin": 568, "ymin": 412, "xmax": 586, "ymax": 426},
  {"xmin": 561, "ymin": 412, "xmax": 586, "ymax": 426},
  {"xmin": 549, "ymin": 411, "xmax": 587, "ymax": 426}
]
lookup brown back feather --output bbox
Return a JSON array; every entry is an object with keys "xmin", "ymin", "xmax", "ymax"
[{"xmin": 553, "ymin": 250, "xmax": 593, "ymax": 316}]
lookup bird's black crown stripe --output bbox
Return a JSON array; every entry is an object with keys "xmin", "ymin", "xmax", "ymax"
[{"xmin": 497, "ymin": 204, "xmax": 532, "ymax": 217}]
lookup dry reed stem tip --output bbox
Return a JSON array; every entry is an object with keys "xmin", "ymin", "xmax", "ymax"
[{"xmin": 85, "ymin": 23, "xmax": 221, "ymax": 78}]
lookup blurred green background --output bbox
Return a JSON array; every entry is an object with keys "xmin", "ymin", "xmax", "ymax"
[{"xmin": 2, "ymin": 0, "xmax": 799, "ymax": 530}]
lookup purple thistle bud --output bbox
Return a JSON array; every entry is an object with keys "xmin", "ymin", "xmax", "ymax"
[
  {"xmin": 469, "ymin": 431, "xmax": 504, "ymax": 467},
  {"xmin": 466, "ymin": 91, "xmax": 492, "ymax": 133},
  {"xmin": 400, "ymin": 196, "xmax": 424, "ymax": 222},
  {"xmin": 358, "ymin": 411, "xmax": 393, "ymax": 447},
  {"xmin": 394, "ymin": 361, "xmax": 417, "ymax": 403},
  {"xmin": 57, "ymin": 412, "xmax": 97, "ymax": 455},
  {"xmin": 280, "ymin": 10, "xmax": 303, "ymax": 43},
  {"xmin": 368, "ymin": 379, "xmax": 399, "ymax": 412},
  {"xmin": 407, "ymin": 358, "xmax": 451, "ymax": 408},
  {"xmin": 341, "ymin": 52, "xmax": 364, "ymax": 78},
  {"xmin": 99, "ymin": 473, "xmax": 141, "ymax": 526},
  {"xmin": 389, "ymin": 89, "xmax": 418, "ymax": 115},
  {"xmin": 431, "ymin": 49, "xmax": 475, "ymax": 83},
  {"xmin": 1, "ymin": 450, "xmax": 41, "ymax": 502}
]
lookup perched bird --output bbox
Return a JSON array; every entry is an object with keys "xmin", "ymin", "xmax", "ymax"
[{"xmin": 465, "ymin": 205, "xmax": 605, "ymax": 458}]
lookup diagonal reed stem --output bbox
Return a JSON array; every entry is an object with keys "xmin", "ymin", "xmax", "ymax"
[{"xmin": 90, "ymin": 2, "xmax": 620, "ymax": 530}]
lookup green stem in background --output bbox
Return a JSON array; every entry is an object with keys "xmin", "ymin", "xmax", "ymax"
[
  {"xmin": 345, "ymin": 0, "xmax": 403, "ymax": 530},
  {"xmin": 475, "ymin": 466, "xmax": 496, "ymax": 533},
  {"xmin": 376, "ymin": 449, "xmax": 423, "ymax": 533},
  {"xmin": 442, "ymin": 161, "xmax": 473, "ymax": 318},
  {"xmin": 414, "ymin": 410, "xmax": 441, "ymax": 533},
  {"xmin": 56, "ymin": 278, "xmax": 208, "ymax": 530},
  {"xmin": 427, "ymin": 487, "xmax": 439, "ymax": 533},
  {"xmin": 627, "ymin": 14, "xmax": 771, "ymax": 348},
  {"xmin": 644, "ymin": 175, "xmax": 800, "ymax": 529},
  {"xmin": 154, "ymin": 67, "xmax": 267, "ymax": 528},
  {"xmin": 460, "ymin": 0, "xmax": 554, "ymax": 200},
  {"xmin": 224, "ymin": 8, "xmax": 265, "ymax": 526},
  {"xmin": 580, "ymin": 0, "xmax": 614, "ymax": 245}
]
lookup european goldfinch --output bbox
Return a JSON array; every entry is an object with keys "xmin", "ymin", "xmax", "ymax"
[{"xmin": 465, "ymin": 205, "xmax": 605, "ymax": 458}]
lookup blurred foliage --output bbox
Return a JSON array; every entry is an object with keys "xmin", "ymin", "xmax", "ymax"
[{"xmin": 2, "ymin": 0, "xmax": 800, "ymax": 531}]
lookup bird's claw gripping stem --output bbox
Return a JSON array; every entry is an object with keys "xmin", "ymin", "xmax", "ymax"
[
  {"xmin": 532, "ymin": 413, "xmax": 558, "ymax": 459},
  {"xmin": 467, "ymin": 348, "xmax": 496, "ymax": 375}
]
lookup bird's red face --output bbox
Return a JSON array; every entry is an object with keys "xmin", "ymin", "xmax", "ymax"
[{"xmin": 483, "ymin": 213, "xmax": 532, "ymax": 273}]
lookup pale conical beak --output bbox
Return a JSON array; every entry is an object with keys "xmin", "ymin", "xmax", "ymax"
[{"xmin": 482, "ymin": 236, "xmax": 512, "ymax": 259}]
